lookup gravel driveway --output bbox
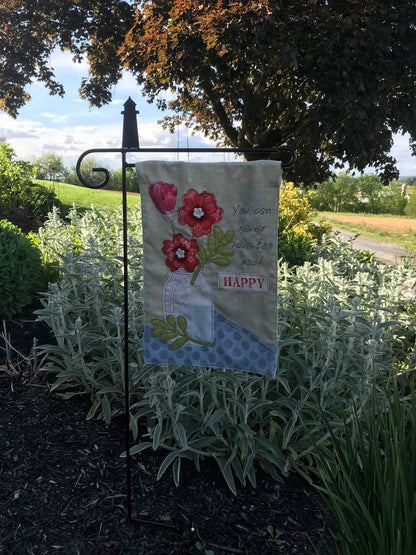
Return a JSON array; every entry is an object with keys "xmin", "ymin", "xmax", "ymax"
[{"xmin": 334, "ymin": 229, "xmax": 408, "ymax": 265}]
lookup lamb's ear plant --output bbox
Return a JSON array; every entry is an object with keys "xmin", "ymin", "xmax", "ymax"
[
  {"xmin": 314, "ymin": 377, "xmax": 416, "ymax": 555},
  {"xmin": 35, "ymin": 207, "xmax": 416, "ymax": 493}
]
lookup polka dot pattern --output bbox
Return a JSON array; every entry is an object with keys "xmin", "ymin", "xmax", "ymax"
[{"xmin": 144, "ymin": 312, "xmax": 277, "ymax": 377}]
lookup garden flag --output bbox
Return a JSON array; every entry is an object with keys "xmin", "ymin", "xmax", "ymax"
[{"xmin": 136, "ymin": 160, "xmax": 281, "ymax": 378}]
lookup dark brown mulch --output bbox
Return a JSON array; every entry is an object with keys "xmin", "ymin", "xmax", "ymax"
[{"xmin": 0, "ymin": 302, "xmax": 338, "ymax": 555}]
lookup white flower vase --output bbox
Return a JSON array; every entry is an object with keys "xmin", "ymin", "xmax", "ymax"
[{"xmin": 163, "ymin": 268, "xmax": 214, "ymax": 344}]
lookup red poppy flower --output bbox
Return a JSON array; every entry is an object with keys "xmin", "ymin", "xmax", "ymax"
[
  {"xmin": 148, "ymin": 181, "xmax": 177, "ymax": 222},
  {"xmin": 162, "ymin": 233, "xmax": 200, "ymax": 273},
  {"xmin": 177, "ymin": 189, "xmax": 223, "ymax": 237}
]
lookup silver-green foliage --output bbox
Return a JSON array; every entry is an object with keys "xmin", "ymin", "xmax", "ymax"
[
  {"xmin": 36, "ymin": 204, "xmax": 146, "ymax": 421},
  {"xmin": 35, "ymin": 208, "xmax": 416, "ymax": 492}
]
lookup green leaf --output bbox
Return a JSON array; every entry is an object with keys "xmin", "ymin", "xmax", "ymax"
[
  {"xmin": 171, "ymin": 336, "xmax": 189, "ymax": 350},
  {"xmin": 177, "ymin": 315, "xmax": 187, "ymax": 334},
  {"xmin": 157, "ymin": 451, "xmax": 180, "ymax": 481},
  {"xmin": 214, "ymin": 456, "xmax": 237, "ymax": 495},
  {"xmin": 166, "ymin": 314, "xmax": 177, "ymax": 329},
  {"xmin": 221, "ymin": 230, "xmax": 235, "ymax": 246},
  {"xmin": 207, "ymin": 409, "xmax": 225, "ymax": 435},
  {"xmin": 212, "ymin": 257, "xmax": 231, "ymax": 266},
  {"xmin": 102, "ymin": 395, "xmax": 112, "ymax": 425},
  {"xmin": 120, "ymin": 441, "xmax": 152, "ymax": 458},
  {"xmin": 151, "ymin": 327, "xmax": 165, "ymax": 337},
  {"xmin": 57, "ymin": 392, "xmax": 80, "ymax": 400},
  {"xmin": 50, "ymin": 376, "xmax": 73, "ymax": 391},
  {"xmin": 159, "ymin": 330, "xmax": 179, "ymax": 341},
  {"xmin": 176, "ymin": 422, "xmax": 188, "ymax": 449},
  {"xmin": 207, "ymin": 234, "xmax": 217, "ymax": 254},
  {"xmin": 213, "ymin": 225, "xmax": 223, "ymax": 241},
  {"xmin": 153, "ymin": 423, "xmax": 162, "ymax": 450},
  {"xmin": 216, "ymin": 248, "xmax": 234, "ymax": 257},
  {"xmin": 86, "ymin": 400, "xmax": 100, "ymax": 420},
  {"xmin": 150, "ymin": 318, "xmax": 169, "ymax": 329},
  {"xmin": 172, "ymin": 458, "xmax": 182, "ymax": 487}
]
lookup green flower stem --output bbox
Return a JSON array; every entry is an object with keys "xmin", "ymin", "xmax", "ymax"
[
  {"xmin": 189, "ymin": 336, "xmax": 213, "ymax": 348},
  {"xmin": 190, "ymin": 262, "xmax": 205, "ymax": 285},
  {"xmin": 189, "ymin": 226, "xmax": 235, "ymax": 285}
]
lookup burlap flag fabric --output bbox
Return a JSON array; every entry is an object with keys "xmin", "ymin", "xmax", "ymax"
[{"xmin": 136, "ymin": 160, "xmax": 281, "ymax": 378}]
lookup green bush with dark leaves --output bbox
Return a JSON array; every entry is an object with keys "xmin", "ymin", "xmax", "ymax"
[
  {"xmin": 0, "ymin": 143, "xmax": 61, "ymax": 232},
  {"xmin": 0, "ymin": 220, "xmax": 45, "ymax": 317}
]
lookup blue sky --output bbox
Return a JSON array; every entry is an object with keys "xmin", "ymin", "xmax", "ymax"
[
  {"xmin": 1, "ymin": 49, "xmax": 415, "ymax": 177},
  {"xmin": 0, "ymin": 50, "xmax": 216, "ymax": 171}
]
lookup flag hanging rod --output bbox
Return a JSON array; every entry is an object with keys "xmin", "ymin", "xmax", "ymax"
[
  {"xmin": 76, "ymin": 97, "xmax": 296, "ymax": 189},
  {"xmin": 76, "ymin": 145, "xmax": 296, "ymax": 189}
]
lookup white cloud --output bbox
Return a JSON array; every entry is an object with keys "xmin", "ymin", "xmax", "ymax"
[
  {"xmin": 48, "ymin": 49, "xmax": 89, "ymax": 74},
  {"xmin": 41, "ymin": 112, "xmax": 70, "ymax": 124}
]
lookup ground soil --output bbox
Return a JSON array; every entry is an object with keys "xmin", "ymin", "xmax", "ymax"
[
  {"xmin": 324, "ymin": 213, "xmax": 416, "ymax": 234},
  {"xmin": 0, "ymin": 302, "xmax": 337, "ymax": 555}
]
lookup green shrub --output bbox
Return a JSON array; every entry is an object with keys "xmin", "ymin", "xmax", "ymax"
[
  {"xmin": 0, "ymin": 220, "xmax": 46, "ymax": 317},
  {"xmin": 405, "ymin": 191, "xmax": 416, "ymax": 217},
  {"xmin": 309, "ymin": 173, "xmax": 359, "ymax": 212},
  {"xmin": 310, "ymin": 173, "xmax": 408, "ymax": 215},
  {"xmin": 278, "ymin": 181, "xmax": 332, "ymax": 266},
  {"xmin": 377, "ymin": 181, "xmax": 408, "ymax": 215},
  {"xmin": 0, "ymin": 143, "xmax": 61, "ymax": 232},
  {"xmin": 35, "ymin": 207, "xmax": 416, "ymax": 492}
]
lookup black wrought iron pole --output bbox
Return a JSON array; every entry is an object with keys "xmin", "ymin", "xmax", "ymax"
[
  {"xmin": 121, "ymin": 98, "xmax": 140, "ymax": 520},
  {"xmin": 121, "ymin": 147, "xmax": 132, "ymax": 519}
]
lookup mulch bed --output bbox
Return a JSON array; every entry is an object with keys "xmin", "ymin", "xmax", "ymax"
[{"xmin": 0, "ymin": 302, "xmax": 338, "ymax": 554}]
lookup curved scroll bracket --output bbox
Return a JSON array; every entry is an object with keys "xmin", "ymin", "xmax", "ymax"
[
  {"xmin": 276, "ymin": 146, "xmax": 297, "ymax": 168},
  {"xmin": 76, "ymin": 149, "xmax": 114, "ymax": 189}
]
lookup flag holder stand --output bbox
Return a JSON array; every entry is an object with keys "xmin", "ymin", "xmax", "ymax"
[{"xmin": 75, "ymin": 97, "xmax": 296, "ymax": 522}]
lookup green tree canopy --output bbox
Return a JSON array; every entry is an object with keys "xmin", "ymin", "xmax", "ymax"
[
  {"xmin": 1, "ymin": 1, "xmax": 415, "ymax": 185},
  {"xmin": 33, "ymin": 153, "xmax": 69, "ymax": 182}
]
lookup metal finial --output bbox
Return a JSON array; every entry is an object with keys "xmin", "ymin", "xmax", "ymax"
[{"xmin": 122, "ymin": 97, "xmax": 139, "ymax": 149}]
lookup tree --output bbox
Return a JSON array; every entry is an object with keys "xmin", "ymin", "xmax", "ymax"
[
  {"xmin": 111, "ymin": 167, "xmax": 140, "ymax": 192},
  {"xmin": 33, "ymin": 153, "xmax": 69, "ymax": 182},
  {"xmin": 1, "ymin": 1, "xmax": 415, "ymax": 185},
  {"xmin": 309, "ymin": 173, "xmax": 359, "ymax": 212},
  {"xmin": 356, "ymin": 174, "xmax": 383, "ymax": 214}
]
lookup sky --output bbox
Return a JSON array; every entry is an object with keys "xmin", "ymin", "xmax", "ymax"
[{"xmin": 1, "ymin": 49, "xmax": 415, "ymax": 177}]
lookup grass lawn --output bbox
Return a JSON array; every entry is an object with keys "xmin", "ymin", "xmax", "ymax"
[{"xmin": 35, "ymin": 180, "xmax": 141, "ymax": 214}]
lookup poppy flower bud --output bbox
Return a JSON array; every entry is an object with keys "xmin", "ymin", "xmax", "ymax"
[{"xmin": 148, "ymin": 181, "xmax": 177, "ymax": 222}]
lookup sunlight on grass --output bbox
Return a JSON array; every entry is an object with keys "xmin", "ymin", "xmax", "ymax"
[{"xmin": 34, "ymin": 180, "xmax": 140, "ymax": 214}]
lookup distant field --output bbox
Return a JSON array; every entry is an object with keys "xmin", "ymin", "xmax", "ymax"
[
  {"xmin": 323, "ymin": 213, "xmax": 416, "ymax": 233},
  {"xmin": 319, "ymin": 212, "xmax": 416, "ymax": 251},
  {"xmin": 35, "ymin": 180, "xmax": 141, "ymax": 214}
]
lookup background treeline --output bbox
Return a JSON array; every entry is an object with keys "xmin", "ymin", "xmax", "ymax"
[
  {"xmin": 32, "ymin": 153, "xmax": 416, "ymax": 217},
  {"xmin": 2, "ymin": 146, "xmax": 415, "ymax": 238},
  {"xmin": 309, "ymin": 172, "xmax": 416, "ymax": 216},
  {"xmin": 32, "ymin": 153, "xmax": 139, "ymax": 192}
]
